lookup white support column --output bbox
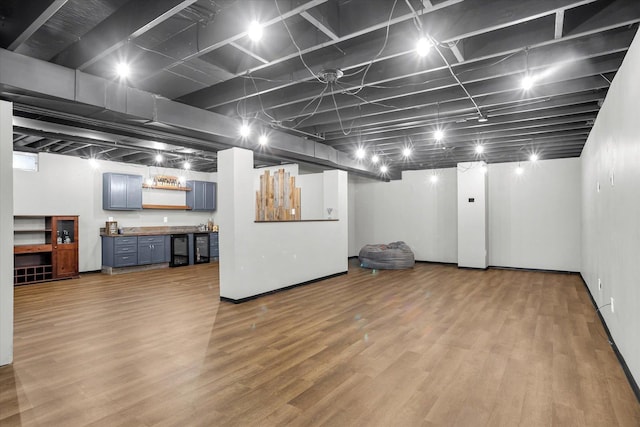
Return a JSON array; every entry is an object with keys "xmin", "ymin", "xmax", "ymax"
[
  {"xmin": 457, "ymin": 161, "xmax": 487, "ymax": 269},
  {"xmin": 0, "ymin": 100, "xmax": 14, "ymax": 366}
]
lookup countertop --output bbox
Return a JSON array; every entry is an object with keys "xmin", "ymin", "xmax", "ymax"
[{"xmin": 100, "ymin": 226, "xmax": 217, "ymax": 236}]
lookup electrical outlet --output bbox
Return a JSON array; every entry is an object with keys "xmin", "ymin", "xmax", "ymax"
[
  {"xmin": 163, "ymin": 216, "xmax": 168, "ymax": 223},
  {"xmin": 598, "ymin": 278, "xmax": 602, "ymax": 290},
  {"xmin": 610, "ymin": 297, "xmax": 615, "ymax": 313}
]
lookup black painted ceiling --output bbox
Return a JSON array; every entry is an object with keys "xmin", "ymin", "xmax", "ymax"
[{"xmin": 1, "ymin": 0, "xmax": 639, "ymax": 175}]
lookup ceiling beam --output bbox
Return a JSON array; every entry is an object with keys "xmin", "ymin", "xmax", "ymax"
[
  {"xmin": 7, "ymin": 0, "xmax": 68, "ymax": 52},
  {"xmin": 328, "ymin": 88, "xmax": 605, "ymax": 134},
  {"xmin": 300, "ymin": 2, "xmax": 340, "ymax": 41},
  {"xmin": 52, "ymin": 0, "xmax": 198, "ymax": 70},
  {"xmin": 133, "ymin": 0, "xmax": 328, "ymax": 86},
  {"xmin": 565, "ymin": 0, "xmax": 640, "ymax": 37},
  {"xmin": 177, "ymin": 0, "xmax": 472, "ymax": 109},
  {"xmin": 237, "ymin": 28, "xmax": 631, "ymax": 121},
  {"xmin": 229, "ymin": 42, "xmax": 269, "ymax": 64},
  {"xmin": 198, "ymin": 0, "xmax": 618, "ymax": 113},
  {"xmin": 555, "ymin": 10, "xmax": 565, "ymax": 39},
  {"xmin": 326, "ymin": 103, "xmax": 599, "ymax": 146},
  {"xmin": 291, "ymin": 54, "xmax": 620, "ymax": 131},
  {"xmin": 0, "ymin": 48, "xmax": 378, "ymax": 177},
  {"xmin": 312, "ymin": 76, "xmax": 608, "ymax": 136}
]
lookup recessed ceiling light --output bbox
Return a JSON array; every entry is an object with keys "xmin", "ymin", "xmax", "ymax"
[
  {"xmin": 258, "ymin": 135, "xmax": 268, "ymax": 146},
  {"xmin": 239, "ymin": 123, "xmax": 250, "ymax": 138},
  {"xmin": 416, "ymin": 37, "xmax": 431, "ymax": 56},
  {"xmin": 529, "ymin": 153, "xmax": 538, "ymax": 162},
  {"xmin": 475, "ymin": 145, "xmax": 484, "ymax": 154},
  {"xmin": 355, "ymin": 148, "xmax": 366, "ymax": 159},
  {"xmin": 371, "ymin": 154, "xmax": 380, "ymax": 164},
  {"xmin": 115, "ymin": 62, "xmax": 130, "ymax": 79},
  {"xmin": 402, "ymin": 147, "xmax": 412, "ymax": 157},
  {"xmin": 184, "ymin": 161, "xmax": 191, "ymax": 170},
  {"xmin": 155, "ymin": 154, "xmax": 163, "ymax": 163},
  {"xmin": 248, "ymin": 21, "xmax": 263, "ymax": 41},
  {"xmin": 380, "ymin": 165, "xmax": 388, "ymax": 173},
  {"xmin": 434, "ymin": 129, "xmax": 444, "ymax": 141}
]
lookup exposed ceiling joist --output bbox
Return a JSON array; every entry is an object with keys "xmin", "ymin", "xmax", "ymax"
[
  {"xmin": 7, "ymin": 0, "xmax": 68, "ymax": 52},
  {"xmin": 51, "ymin": 0, "xmax": 198, "ymax": 70}
]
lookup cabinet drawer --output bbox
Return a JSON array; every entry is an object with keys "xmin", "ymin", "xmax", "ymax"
[
  {"xmin": 114, "ymin": 253, "xmax": 137, "ymax": 267},
  {"xmin": 114, "ymin": 236, "xmax": 137, "ymax": 246},
  {"xmin": 138, "ymin": 235, "xmax": 165, "ymax": 245},
  {"xmin": 114, "ymin": 244, "xmax": 137, "ymax": 255}
]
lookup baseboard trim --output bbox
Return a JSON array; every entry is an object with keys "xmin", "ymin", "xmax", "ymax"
[
  {"xmin": 579, "ymin": 274, "xmax": 640, "ymax": 404},
  {"xmin": 220, "ymin": 271, "xmax": 348, "ymax": 304},
  {"xmin": 488, "ymin": 265, "xmax": 579, "ymax": 275},
  {"xmin": 415, "ymin": 260, "xmax": 458, "ymax": 266}
]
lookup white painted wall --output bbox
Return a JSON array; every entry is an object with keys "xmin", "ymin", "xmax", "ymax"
[
  {"xmin": 13, "ymin": 153, "xmax": 216, "ymax": 272},
  {"xmin": 0, "ymin": 101, "xmax": 14, "ymax": 366},
  {"xmin": 218, "ymin": 148, "xmax": 348, "ymax": 300},
  {"xmin": 581, "ymin": 31, "xmax": 640, "ymax": 387},
  {"xmin": 457, "ymin": 162, "xmax": 488, "ymax": 268},
  {"xmin": 347, "ymin": 177, "xmax": 358, "ymax": 257},
  {"xmin": 350, "ymin": 159, "xmax": 581, "ymax": 271},
  {"xmin": 488, "ymin": 158, "xmax": 581, "ymax": 271},
  {"xmin": 297, "ymin": 174, "xmax": 324, "ymax": 220},
  {"xmin": 351, "ymin": 168, "xmax": 458, "ymax": 263}
]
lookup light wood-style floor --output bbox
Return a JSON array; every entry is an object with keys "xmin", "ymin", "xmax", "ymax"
[{"xmin": 1, "ymin": 260, "xmax": 639, "ymax": 426}]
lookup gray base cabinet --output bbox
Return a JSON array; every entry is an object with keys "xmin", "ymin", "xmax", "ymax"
[
  {"xmin": 102, "ymin": 236, "xmax": 138, "ymax": 267},
  {"xmin": 103, "ymin": 235, "xmax": 168, "ymax": 267},
  {"xmin": 103, "ymin": 173, "xmax": 143, "ymax": 210},
  {"xmin": 103, "ymin": 233, "xmax": 217, "ymax": 270},
  {"xmin": 137, "ymin": 235, "xmax": 168, "ymax": 265},
  {"xmin": 186, "ymin": 180, "xmax": 216, "ymax": 211}
]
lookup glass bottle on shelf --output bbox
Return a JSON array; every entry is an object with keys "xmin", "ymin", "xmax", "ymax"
[
  {"xmin": 63, "ymin": 230, "xmax": 71, "ymax": 243},
  {"xmin": 56, "ymin": 230, "xmax": 62, "ymax": 244}
]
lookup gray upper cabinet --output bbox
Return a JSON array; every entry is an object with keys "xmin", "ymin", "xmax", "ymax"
[
  {"xmin": 103, "ymin": 173, "xmax": 143, "ymax": 210},
  {"xmin": 186, "ymin": 181, "xmax": 216, "ymax": 211}
]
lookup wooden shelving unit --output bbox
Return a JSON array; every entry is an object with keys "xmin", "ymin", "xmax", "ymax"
[
  {"xmin": 13, "ymin": 215, "xmax": 79, "ymax": 285},
  {"xmin": 142, "ymin": 184, "xmax": 191, "ymax": 191},
  {"xmin": 142, "ymin": 204, "xmax": 191, "ymax": 210}
]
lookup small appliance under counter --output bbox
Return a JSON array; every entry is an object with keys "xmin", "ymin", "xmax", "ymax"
[{"xmin": 170, "ymin": 234, "xmax": 189, "ymax": 267}]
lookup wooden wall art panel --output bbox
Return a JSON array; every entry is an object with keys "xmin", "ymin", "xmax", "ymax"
[{"xmin": 255, "ymin": 169, "xmax": 301, "ymax": 221}]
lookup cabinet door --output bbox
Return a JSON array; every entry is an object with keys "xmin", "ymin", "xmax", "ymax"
[
  {"xmin": 54, "ymin": 245, "xmax": 78, "ymax": 278},
  {"xmin": 103, "ymin": 173, "xmax": 142, "ymax": 210},
  {"xmin": 151, "ymin": 243, "xmax": 165, "ymax": 264},
  {"xmin": 137, "ymin": 243, "xmax": 152, "ymax": 265},
  {"xmin": 52, "ymin": 216, "xmax": 79, "ymax": 278},
  {"xmin": 126, "ymin": 175, "xmax": 143, "ymax": 209},
  {"xmin": 204, "ymin": 182, "xmax": 216, "ymax": 211},
  {"xmin": 187, "ymin": 180, "xmax": 216, "ymax": 211},
  {"xmin": 104, "ymin": 173, "xmax": 128, "ymax": 209}
]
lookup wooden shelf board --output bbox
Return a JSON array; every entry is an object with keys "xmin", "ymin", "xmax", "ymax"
[
  {"xmin": 142, "ymin": 184, "xmax": 191, "ymax": 191},
  {"xmin": 142, "ymin": 204, "xmax": 192, "ymax": 210},
  {"xmin": 14, "ymin": 244, "xmax": 53, "ymax": 254},
  {"xmin": 14, "ymin": 229, "xmax": 52, "ymax": 233}
]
